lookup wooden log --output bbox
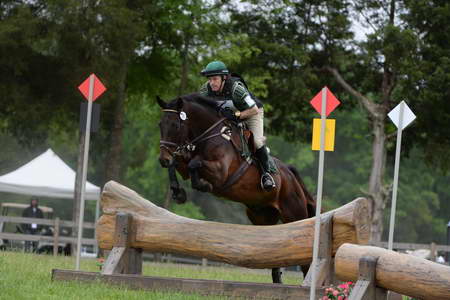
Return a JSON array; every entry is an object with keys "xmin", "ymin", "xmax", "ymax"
[
  {"xmin": 335, "ymin": 243, "xmax": 450, "ymax": 300},
  {"xmin": 52, "ymin": 269, "xmax": 326, "ymax": 300},
  {"xmin": 96, "ymin": 181, "xmax": 370, "ymax": 269}
]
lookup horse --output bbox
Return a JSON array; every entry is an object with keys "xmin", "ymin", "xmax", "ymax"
[{"xmin": 157, "ymin": 93, "xmax": 316, "ymax": 283}]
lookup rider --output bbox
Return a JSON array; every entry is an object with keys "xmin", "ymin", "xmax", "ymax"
[{"xmin": 199, "ymin": 60, "xmax": 276, "ymax": 191}]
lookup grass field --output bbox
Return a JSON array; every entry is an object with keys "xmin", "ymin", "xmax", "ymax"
[{"xmin": 0, "ymin": 251, "xmax": 302, "ymax": 300}]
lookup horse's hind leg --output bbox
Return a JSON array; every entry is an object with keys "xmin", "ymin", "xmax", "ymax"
[{"xmin": 245, "ymin": 206, "xmax": 283, "ymax": 284}]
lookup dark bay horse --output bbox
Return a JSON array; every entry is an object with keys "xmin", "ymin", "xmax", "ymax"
[{"xmin": 157, "ymin": 94, "xmax": 316, "ymax": 283}]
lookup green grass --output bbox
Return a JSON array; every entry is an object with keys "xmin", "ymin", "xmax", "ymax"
[{"xmin": 0, "ymin": 251, "xmax": 302, "ymax": 299}]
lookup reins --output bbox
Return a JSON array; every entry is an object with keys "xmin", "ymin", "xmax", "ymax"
[
  {"xmin": 159, "ymin": 109, "xmax": 227, "ymax": 156},
  {"xmin": 160, "ymin": 107, "xmax": 253, "ymax": 192}
]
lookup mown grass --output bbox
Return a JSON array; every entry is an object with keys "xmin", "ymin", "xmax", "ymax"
[{"xmin": 0, "ymin": 251, "xmax": 302, "ymax": 300}]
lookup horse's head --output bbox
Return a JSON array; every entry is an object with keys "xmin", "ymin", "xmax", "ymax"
[{"xmin": 156, "ymin": 96, "xmax": 190, "ymax": 168}]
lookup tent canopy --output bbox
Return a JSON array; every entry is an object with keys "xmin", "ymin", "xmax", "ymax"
[{"xmin": 0, "ymin": 149, "xmax": 100, "ymax": 201}]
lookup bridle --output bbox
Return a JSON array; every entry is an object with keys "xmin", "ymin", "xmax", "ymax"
[{"xmin": 159, "ymin": 109, "xmax": 227, "ymax": 157}]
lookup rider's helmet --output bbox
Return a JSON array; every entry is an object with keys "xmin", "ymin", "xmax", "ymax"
[{"xmin": 200, "ymin": 61, "xmax": 229, "ymax": 77}]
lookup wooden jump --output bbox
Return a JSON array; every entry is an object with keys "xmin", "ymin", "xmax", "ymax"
[
  {"xmin": 96, "ymin": 181, "xmax": 370, "ymax": 268},
  {"xmin": 52, "ymin": 181, "xmax": 372, "ymax": 299},
  {"xmin": 335, "ymin": 243, "xmax": 450, "ymax": 300}
]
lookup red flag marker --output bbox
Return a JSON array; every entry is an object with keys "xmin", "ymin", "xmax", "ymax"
[{"xmin": 78, "ymin": 74, "xmax": 106, "ymax": 101}]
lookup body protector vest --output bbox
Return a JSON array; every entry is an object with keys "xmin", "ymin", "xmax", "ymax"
[{"xmin": 201, "ymin": 76, "xmax": 263, "ymax": 112}]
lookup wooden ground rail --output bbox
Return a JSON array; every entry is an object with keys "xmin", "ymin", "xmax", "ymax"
[{"xmin": 54, "ymin": 211, "xmax": 327, "ymax": 299}]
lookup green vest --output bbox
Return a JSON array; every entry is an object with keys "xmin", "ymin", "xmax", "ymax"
[{"xmin": 199, "ymin": 77, "xmax": 262, "ymax": 111}]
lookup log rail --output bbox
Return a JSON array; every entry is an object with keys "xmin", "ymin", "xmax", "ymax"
[{"xmin": 96, "ymin": 181, "xmax": 370, "ymax": 269}]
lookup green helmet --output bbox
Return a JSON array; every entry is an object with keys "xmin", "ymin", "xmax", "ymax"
[{"xmin": 200, "ymin": 61, "xmax": 229, "ymax": 77}]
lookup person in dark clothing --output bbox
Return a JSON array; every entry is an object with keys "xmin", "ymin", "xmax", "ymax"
[{"xmin": 21, "ymin": 197, "xmax": 44, "ymax": 252}]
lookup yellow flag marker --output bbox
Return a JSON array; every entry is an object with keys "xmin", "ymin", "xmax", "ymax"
[{"xmin": 312, "ymin": 118, "xmax": 336, "ymax": 151}]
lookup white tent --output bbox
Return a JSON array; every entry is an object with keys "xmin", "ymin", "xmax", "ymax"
[{"xmin": 0, "ymin": 149, "xmax": 100, "ymax": 201}]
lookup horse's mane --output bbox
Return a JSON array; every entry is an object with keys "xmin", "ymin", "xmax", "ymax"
[
  {"xmin": 164, "ymin": 93, "xmax": 219, "ymax": 114},
  {"xmin": 181, "ymin": 93, "xmax": 220, "ymax": 113}
]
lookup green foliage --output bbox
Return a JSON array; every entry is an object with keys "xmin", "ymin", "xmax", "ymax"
[
  {"xmin": 1, "ymin": 0, "xmax": 450, "ymax": 244},
  {"xmin": 122, "ymin": 94, "xmax": 168, "ymax": 205},
  {"xmin": 171, "ymin": 202, "xmax": 206, "ymax": 220},
  {"xmin": 383, "ymin": 148, "xmax": 449, "ymax": 244}
]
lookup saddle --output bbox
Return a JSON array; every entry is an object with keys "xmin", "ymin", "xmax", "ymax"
[{"xmin": 221, "ymin": 121, "xmax": 277, "ymax": 175}]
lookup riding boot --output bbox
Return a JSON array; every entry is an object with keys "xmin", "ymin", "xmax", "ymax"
[{"xmin": 255, "ymin": 146, "xmax": 276, "ymax": 191}]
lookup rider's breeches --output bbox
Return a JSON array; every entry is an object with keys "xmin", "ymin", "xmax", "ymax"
[{"xmin": 244, "ymin": 108, "xmax": 265, "ymax": 149}]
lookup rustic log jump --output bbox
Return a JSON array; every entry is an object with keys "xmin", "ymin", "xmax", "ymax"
[
  {"xmin": 53, "ymin": 181, "xmax": 371, "ymax": 299},
  {"xmin": 96, "ymin": 181, "xmax": 370, "ymax": 269},
  {"xmin": 335, "ymin": 243, "xmax": 450, "ymax": 300}
]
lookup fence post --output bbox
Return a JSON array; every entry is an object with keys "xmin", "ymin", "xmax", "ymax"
[
  {"xmin": 447, "ymin": 221, "xmax": 450, "ymax": 264},
  {"xmin": 101, "ymin": 213, "xmax": 142, "ymax": 275},
  {"xmin": 53, "ymin": 217, "xmax": 60, "ymax": 256},
  {"xmin": 430, "ymin": 242, "xmax": 436, "ymax": 262}
]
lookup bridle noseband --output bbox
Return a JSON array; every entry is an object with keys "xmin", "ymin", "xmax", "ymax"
[{"xmin": 159, "ymin": 109, "xmax": 227, "ymax": 157}]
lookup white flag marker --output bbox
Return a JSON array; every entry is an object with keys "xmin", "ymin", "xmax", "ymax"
[{"xmin": 387, "ymin": 101, "xmax": 416, "ymax": 251}]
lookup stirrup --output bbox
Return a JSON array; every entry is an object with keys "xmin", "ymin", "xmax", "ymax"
[{"xmin": 260, "ymin": 172, "xmax": 276, "ymax": 191}]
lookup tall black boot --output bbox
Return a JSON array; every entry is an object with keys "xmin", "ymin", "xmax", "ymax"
[{"xmin": 255, "ymin": 146, "xmax": 276, "ymax": 191}]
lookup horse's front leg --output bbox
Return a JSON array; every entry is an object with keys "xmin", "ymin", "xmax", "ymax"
[
  {"xmin": 167, "ymin": 162, "xmax": 187, "ymax": 203},
  {"xmin": 188, "ymin": 157, "xmax": 213, "ymax": 192}
]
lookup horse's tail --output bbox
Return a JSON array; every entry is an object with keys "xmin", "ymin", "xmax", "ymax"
[{"xmin": 288, "ymin": 165, "xmax": 316, "ymax": 218}]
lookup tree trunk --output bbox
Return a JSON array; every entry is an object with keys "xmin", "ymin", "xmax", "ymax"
[
  {"xmin": 326, "ymin": 67, "xmax": 392, "ymax": 243},
  {"xmin": 178, "ymin": 35, "xmax": 190, "ymax": 96},
  {"xmin": 104, "ymin": 62, "xmax": 128, "ymax": 182},
  {"xmin": 368, "ymin": 116, "xmax": 388, "ymax": 242}
]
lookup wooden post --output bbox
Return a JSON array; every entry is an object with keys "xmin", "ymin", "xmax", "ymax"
[
  {"xmin": 101, "ymin": 213, "xmax": 142, "ymax": 275},
  {"xmin": 303, "ymin": 213, "xmax": 334, "ymax": 287},
  {"xmin": 430, "ymin": 242, "xmax": 437, "ymax": 262},
  {"xmin": 348, "ymin": 256, "xmax": 387, "ymax": 300},
  {"xmin": 53, "ymin": 217, "xmax": 60, "ymax": 257}
]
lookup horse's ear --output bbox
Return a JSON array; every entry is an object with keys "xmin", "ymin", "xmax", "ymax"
[
  {"xmin": 156, "ymin": 96, "xmax": 167, "ymax": 109},
  {"xmin": 176, "ymin": 97, "xmax": 183, "ymax": 111}
]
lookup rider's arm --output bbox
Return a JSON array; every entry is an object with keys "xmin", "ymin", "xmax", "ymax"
[
  {"xmin": 236, "ymin": 105, "xmax": 259, "ymax": 119},
  {"xmin": 231, "ymin": 82, "xmax": 259, "ymax": 120}
]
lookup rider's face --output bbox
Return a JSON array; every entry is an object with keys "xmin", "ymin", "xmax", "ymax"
[{"xmin": 208, "ymin": 76, "xmax": 223, "ymax": 92}]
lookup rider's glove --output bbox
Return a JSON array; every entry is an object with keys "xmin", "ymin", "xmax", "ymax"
[{"xmin": 221, "ymin": 107, "xmax": 240, "ymax": 122}]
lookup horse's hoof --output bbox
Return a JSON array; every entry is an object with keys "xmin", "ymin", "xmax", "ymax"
[
  {"xmin": 194, "ymin": 180, "xmax": 213, "ymax": 193},
  {"xmin": 174, "ymin": 188, "xmax": 187, "ymax": 204},
  {"xmin": 172, "ymin": 188, "xmax": 187, "ymax": 204},
  {"xmin": 197, "ymin": 184, "xmax": 212, "ymax": 193},
  {"xmin": 271, "ymin": 268, "xmax": 283, "ymax": 284}
]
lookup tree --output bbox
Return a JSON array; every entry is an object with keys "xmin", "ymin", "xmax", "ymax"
[
  {"xmin": 227, "ymin": 0, "xmax": 450, "ymax": 241},
  {"xmin": 325, "ymin": 0, "xmax": 450, "ymax": 241}
]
